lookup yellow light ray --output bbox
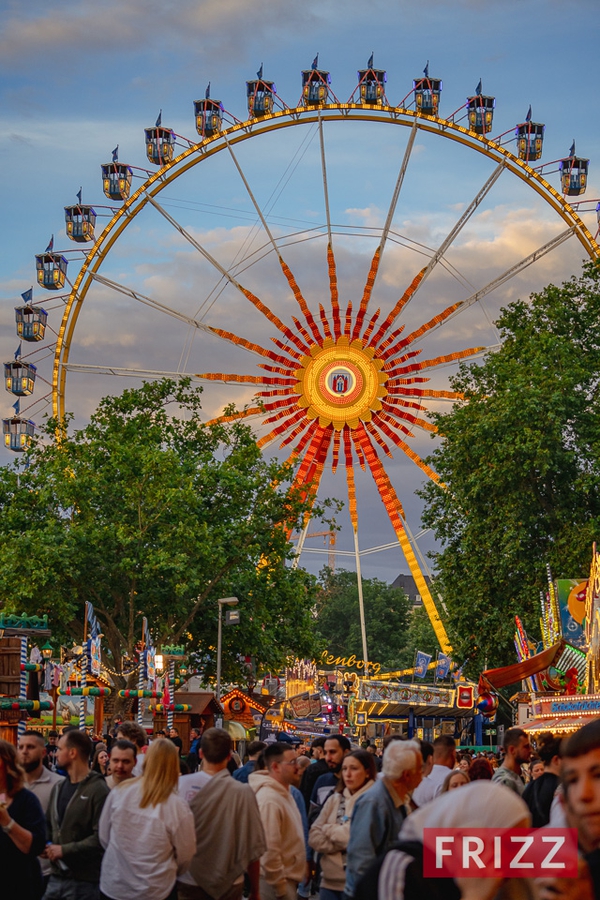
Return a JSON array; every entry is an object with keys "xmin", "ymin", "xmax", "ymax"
[
  {"xmin": 327, "ymin": 244, "xmax": 342, "ymax": 339},
  {"xmin": 386, "ymin": 346, "xmax": 485, "ymax": 377},
  {"xmin": 352, "ymin": 247, "xmax": 381, "ymax": 341},
  {"xmin": 368, "ymin": 268, "xmax": 426, "ymax": 347},
  {"xmin": 372, "ymin": 413, "xmax": 442, "ymax": 484},
  {"xmin": 382, "ymin": 301, "xmax": 463, "ymax": 360}
]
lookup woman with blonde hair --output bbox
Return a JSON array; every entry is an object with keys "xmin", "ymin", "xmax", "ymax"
[
  {"xmin": 99, "ymin": 738, "xmax": 195, "ymax": 900},
  {"xmin": 0, "ymin": 739, "xmax": 47, "ymax": 899}
]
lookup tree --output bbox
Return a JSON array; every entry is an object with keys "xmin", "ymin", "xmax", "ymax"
[
  {"xmin": 419, "ymin": 264, "xmax": 600, "ymax": 672},
  {"xmin": 315, "ymin": 568, "xmax": 411, "ymax": 669},
  {"xmin": 0, "ymin": 379, "xmax": 324, "ymax": 687},
  {"xmin": 395, "ymin": 604, "xmax": 440, "ymax": 671}
]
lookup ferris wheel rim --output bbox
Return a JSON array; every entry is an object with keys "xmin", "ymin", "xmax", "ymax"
[{"xmin": 52, "ymin": 102, "xmax": 600, "ymax": 423}]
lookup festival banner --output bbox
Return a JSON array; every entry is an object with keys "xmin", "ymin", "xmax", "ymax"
[
  {"xmin": 415, "ymin": 651, "xmax": 432, "ymax": 679},
  {"xmin": 435, "ymin": 652, "xmax": 451, "ymax": 680}
]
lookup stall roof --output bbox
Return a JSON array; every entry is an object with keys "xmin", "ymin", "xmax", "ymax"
[{"xmin": 522, "ymin": 715, "xmax": 598, "ymax": 734}]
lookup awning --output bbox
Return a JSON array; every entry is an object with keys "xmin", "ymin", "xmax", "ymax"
[
  {"xmin": 224, "ymin": 720, "xmax": 247, "ymax": 740},
  {"xmin": 480, "ymin": 641, "xmax": 564, "ymax": 690},
  {"xmin": 522, "ymin": 715, "xmax": 599, "ymax": 734}
]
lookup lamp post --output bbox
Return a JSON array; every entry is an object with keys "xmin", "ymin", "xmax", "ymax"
[{"xmin": 216, "ymin": 597, "xmax": 238, "ymax": 703}]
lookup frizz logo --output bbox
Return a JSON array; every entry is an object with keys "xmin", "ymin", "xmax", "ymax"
[{"xmin": 423, "ymin": 829, "xmax": 578, "ymax": 878}]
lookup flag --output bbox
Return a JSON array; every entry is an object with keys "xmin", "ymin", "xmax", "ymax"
[
  {"xmin": 45, "ymin": 234, "xmax": 54, "ymax": 253},
  {"xmin": 14, "ymin": 343, "xmax": 22, "ymax": 360},
  {"xmin": 112, "ymin": 145, "xmax": 119, "ymax": 162},
  {"xmin": 368, "ymin": 52, "xmax": 374, "ymax": 69},
  {"xmin": 155, "ymin": 109, "xmax": 162, "ymax": 128},
  {"xmin": 21, "ymin": 288, "xmax": 33, "ymax": 304},
  {"xmin": 415, "ymin": 650, "xmax": 432, "ymax": 678},
  {"xmin": 525, "ymin": 105, "xmax": 532, "ymax": 122},
  {"xmin": 475, "ymin": 79, "xmax": 482, "ymax": 95},
  {"xmin": 423, "ymin": 60, "xmax": 429, "ymax": 78},
  {"xmin": 435, "ymin": 652, "xmax": 452, "ymax": 679},
  {"xmin": 568, "ymin": 139, "xmax": 576, "ymax": 158},
  {"xmin": 163, "ymin": 674, "xmax": 171, "ymax": 710},
  {"xmin": 312, "ymin": 54, "xmax": 319, "ymax": 70},
  {"xmin": 12, "ymin": 399, "xmax": 20, "ymax": 416},
  {"xmin": 257, "ymin": 63, "xmax": 263, "ymax": 80},
  {"xmin": 205, "ymin": 82, "xmax": 211, "ymax": 99},
  {"xmin": 76, "ymin": 188, "xmax": 82, "ymax": 205},
  {"xmin": 85, "ymin": 600, "xmax": 100, "ymax": 638}
]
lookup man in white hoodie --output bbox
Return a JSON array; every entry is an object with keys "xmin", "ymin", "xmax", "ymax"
[{"xmin": 249, "ymin": 741, "xmax": 306, "ymax": 900}]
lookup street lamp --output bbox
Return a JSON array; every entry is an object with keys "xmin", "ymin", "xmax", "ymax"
[{"xmin": 216, "ymin": 597, "xmax": 238, "ymax": 703}]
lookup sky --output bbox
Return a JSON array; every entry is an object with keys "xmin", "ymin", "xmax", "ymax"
[{"xmin": 1, "ymin": 0, "xmax": 599, "ymax": 588}]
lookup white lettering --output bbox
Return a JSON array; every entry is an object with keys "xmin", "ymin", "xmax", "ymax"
[
  {"xmin": 435, "ymin": 836, "xmax": 454, "ymax": 869},
  {"xmin": 541, "ymin": 836, "xmax": 566, "ymax": 869},
  {"xmin": 462, "ymin": 836, "xmax": 485, "ymax": 869},
  {"xmin": 510, "ymin": 836, "xmax": 534, "ymax": 868},
  {"xmin": 494, "ymin": 834, "xmax": 501, "ymax": 869}
]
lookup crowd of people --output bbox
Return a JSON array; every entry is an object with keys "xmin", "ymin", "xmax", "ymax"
[{"xmin": 0, "ymin": 718, "xmax": 599, "ymax": 900}]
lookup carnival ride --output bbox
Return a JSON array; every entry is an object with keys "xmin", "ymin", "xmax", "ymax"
[{"xmin": 5, "ymin": 57, "xmax": 600, "ymax": 671}]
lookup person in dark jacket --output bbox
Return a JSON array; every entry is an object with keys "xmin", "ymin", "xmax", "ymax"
[
  {"xmin": 299, "ymin": 737, "xmax": 329, "ymax": 811},
  {"xmin": 44, "ymin": 729, "xmax": 109, "ymax": 898},
  {"xmin": 522, "ymin": 734, "xmax": 561, "ymax": 827},
  {"xmin": 0, "ymin": 739, "xmax": 47, "ymax": 900},
  {"xmin": 232, "ymin": 740, "xmax": 267, "ymax": 783}
]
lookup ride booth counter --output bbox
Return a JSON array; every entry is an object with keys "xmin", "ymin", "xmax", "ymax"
[{"xmin": 153, "ymin": 690, "xmax": 222, "ymax": 754}]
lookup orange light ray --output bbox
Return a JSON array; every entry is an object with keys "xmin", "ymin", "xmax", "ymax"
[
  {"xmin": 352, "ymin": 247, "xmax": 381, "ymax": 341},
  {"xmin": 364, "ymin": 420, "xmax": 393, "ymax": 458},
  {"xmin": 377, "ymin": 410, "xmax": 415, "ymax": 438},
  {"xmin": 387, "ymin": 376, "xmax": 430, "ymax": 386},
  {"xmin": 271, "ymin": 337, "xmax": 303, "ymax": 361},
  {"xmin": 380, "ymin": 401, "xmax": 437, "ymax": 433},
  {"xmin": 210, "ymin": 328, "xmax": 297, "ymax": 367},
  {"xmin": 368, "ymin": 268, "xmax": 426, "ymax": 347},
  {"xmin": 293, "ymin": 424, "xmax": 332, "ymax": 488},
  {"xmin": 372, "ymin": 413, "xmax": 442, "ymax": 484},
  {"xmin": 327, "ymin": 244, "xmax": 342, "ymax": 339},
  {"xmin": 240, "ymin": 286, "xmax": 310, "ymax": 354},
  {"xmin": 376, "ymin": 324, "xmax": 406, "ymax": 355},
  {"xmin": 354, "ymin": 421, "xmax": 451, "ymax": 651},
  {"xmin": 263, "ymin": 404, "xmax": 304, "ymax": 426},
  {"xmin": 279, "ymin": 257, "xmax": 323, "ymax": 343},
  {"xmin": 381, "ymin": 394, "xmax": 428, "ymax": 412},
  {"xmin": 351, "ymin": 424, "xmax": 405, "ymax": 520},
  {"xmin": 383, "ymin": 348, "xmax": 422, "ymax": 368},
  {"xmin": 383, "ymin": 301, "xmax": 463, "ymax": 358},
  {"xmin": 386, "ymin": 346, "xmax": 485, "ymax": 377},
  {"xmin": 257, "ymin": 408, "xmax": 307, "ymax": 447},
  {"xmin": 291, "ymin": 316, "xmax": 314, "ymax": 346},
  {"xmin": 344, "ymin": 301, "xmax": 353, "ymax": 337},
  {"xmin": 362, "ymin": 309, "xmax": 380, "ymax": 344},
  {"xmin": 257, "ymin": 364, "xmax": 297, "ymax": 375},
  {"xmin": 257, "ymin": 388, "xmax": 297, "ymax": 398},
  {"xmin": 343, "ymin": 428, "xmax": 358, "ymax": 530},
  {"xmin": 397, "ymin": 388, "xmax": 464, "ymax": 400},
  {"xmin": 204, "ymin": 406, "xmax": 263, "ymax": 426},
  {"xmin": 331, "ymin": 429, "xmax": 341, "ymax": 473},
  {"xmin": 288, "ymin": 421, "xmax": 316, "ymax": 453},
  {"xmin": 318, "ymin": 304, "xmax": 333, "ymax": 340},
  {"xmin": 195, "ymin": 372, "xmax": 296, "ymax": 386}
]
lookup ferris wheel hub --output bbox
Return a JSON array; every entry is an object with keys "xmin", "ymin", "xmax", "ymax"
[{"xmin": 295, "ymin": 337, "xmax": 387, "ymax": 429}]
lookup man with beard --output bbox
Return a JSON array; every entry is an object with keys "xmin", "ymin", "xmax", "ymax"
[
  {"xmin": 18, "ymin": 730, "xmax": 64, "ymax": 888},
  {"xmin": 309, "ymin": 735, "xmax": 351, "ymax": 815},
  {"xmin": 491, "ymin": 727, "xmax": 531, "ymax": 796}
]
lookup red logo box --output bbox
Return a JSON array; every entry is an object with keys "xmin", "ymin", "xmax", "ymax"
[{"xmin": 423, "ymin": 828, "xmax": 578, "ymax": 878}]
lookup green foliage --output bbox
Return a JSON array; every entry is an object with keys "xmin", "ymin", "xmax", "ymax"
[
  {"xmin": 315, "ymin": 568, "xmax": 411, "ymax": 669},
  {"xmin": 419, "ymin": 264, "xmax": 600, "ymax": 673},
  {"xmin": 0, "ymin": 379, "xmax": 322, "ymax": 685},
  {"xmin": 395, "ymin": 604, "xmax": 440, "ymax": 671}
]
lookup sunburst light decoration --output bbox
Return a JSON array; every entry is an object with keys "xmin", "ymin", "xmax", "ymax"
[{"xmin": 199, "ymin": 240, "xmax": 482, "ymax": 654}]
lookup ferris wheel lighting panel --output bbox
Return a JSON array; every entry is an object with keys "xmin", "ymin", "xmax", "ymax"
[
  {"xmin": 413, "ymin": 76, "xmax": 442, "ymax": 115},
  {"xmin": 194, "ymin": 98, "xmax": 224, "ymax": 137},
  {"xmin": 4, "ymin": 361, "xmax": 37, "ymax": 397},
  {"xmin": 2, "ymin": 417, "xmax": 35, "ymax": 452},
  {"xmin": 15, "ymin": 304, "xmax": 48, "ymax": 342},
  {"xmin": 101, "ymin": 162, "xmax": 133, "ymax": 201},
  {"xmin": 64, "ymin": 204, "xmax": 97, "ymax": 243},
  {"xmin": 559, "ymin": 156, "xmax": 589, "ymax": 197},
  {"xmin": 35, "ymin": 252, "xmax": 68, "ymax": 291},
  {"xmin": 516, "ymin": 120, "xmax": 545, "ymax": 162}
]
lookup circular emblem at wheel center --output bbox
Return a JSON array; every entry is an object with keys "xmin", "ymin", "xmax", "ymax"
[{"xmin": 295, "ymin": 338, "xmax": 387, "ymax": 429}]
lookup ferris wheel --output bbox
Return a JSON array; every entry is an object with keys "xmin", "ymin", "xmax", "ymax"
[{"xmin": 5, "ymin": 56, "xmax": 599, "ymax": 660}]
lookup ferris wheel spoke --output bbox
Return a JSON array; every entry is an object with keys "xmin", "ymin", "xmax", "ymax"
[
  {"xmin": 203, "ymin": 407, "xmax": 264, "ymax": 427},
  {"xmin": 352, "ymin": 120, "xmax": 418, "ymax": 341},
  {"xmin": 423, "ymin": 226, "xmax": 577, "ymax": 337},
  {"xmin": 387, "ymin": 344, "xmax": 488, "ymax": 378},
  {"xmin": 371, "ymin": 413, "xmax": 442, "ymax": 484}
]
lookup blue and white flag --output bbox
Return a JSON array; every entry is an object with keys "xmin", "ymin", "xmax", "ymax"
[
  {"xmin": 312, "ymin": 54, "xmax": 319, "ymax": 70},
  {"xmin": 435, "ymin": 652, "xmax": 452, "ymax": 679},
  {"xmin": 525, "ymin": 105, "xmax": 532, "ymax": 122},
  {"xmin": 205, "ymin": 82, "xmax": 211, "ymax": 99},
  {"xmin": 12, "ymin": 399, "xmax": 20, "ymax": 416},
  {"xmin": 368, "ymin": 52, "xmax": 374, "ymax": 69},
  {"xmin": 14, "ymin": 343, "xmax": 22, "ymax": 360},
  {"xmin": 45, "ymin": 234, "xmax": 54, "ymax": 253},
  {"xmin": 21, "ymin": 288, "xmax": 33, "ymax": 304},
  {"xmin": 76, "ymin": 188, "xmax": 82, "ymax": 205},
  {"xmin": 568, "ymin": 139, "xmax": 576, "ymax": 158},
  {"xmin": 256, "ymin": 63, "xmax": 263, "ymax": 80},
  {"xmin": 155, "ymin": 109, "xmax": 162, "ymax": 128},
  {"xmin": 423, "ymin": 60, "xmax": 429, "ymax": 79},
  {"xmin": 415, "ymin": 650, "xmax": 432, "ymax": 678},
  {"xmin": 112, "ymin": 145, "xmax": 119, "ymax": 162},
  {"xmin": 475, "ymin": 79, "xmax": 482, "ymax": 95}
]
